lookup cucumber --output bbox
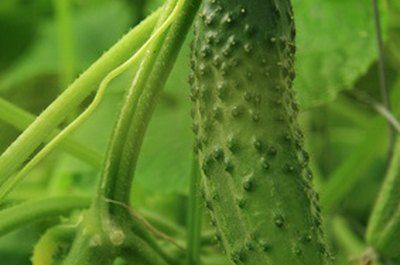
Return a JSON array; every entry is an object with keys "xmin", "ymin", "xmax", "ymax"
[{"xmin": 190, "ymin": 0, "xmax": 331, "ymax": 264}]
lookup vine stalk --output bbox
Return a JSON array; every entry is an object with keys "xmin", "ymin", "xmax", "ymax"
[{"xmin": 62, "ymin": 0, "xmax": 201, "ymax": 264}]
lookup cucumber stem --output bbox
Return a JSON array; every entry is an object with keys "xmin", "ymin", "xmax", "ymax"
[
  {"xmin": 62, "ymin": 1, "xmax": 201, "ymax": 264},
  {"xmin": 95, "ymin": 0, "xmax": 200, "ymax": 207}
]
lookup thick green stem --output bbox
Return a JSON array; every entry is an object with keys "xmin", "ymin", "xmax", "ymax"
[
  {"xmin": 96, "ymin": 0, "xmax": 174, "ymax": 207},
  {"xmin": 0, "ymin": 196, "xmax": 90, "ymax": 237},
  {"xmin": 95, "ymin": 0, "xmax": 200, "ymax": 209},
  {"xmin": 61, "ymin": 1, "xmax": 200, "ymax": 264},
  {"xmin": 61, "ymin": 213, "xmax": 115, "ymax": 265},
  {"xmin": 186, "ymin": 157, "xmax": 202, "ymax": 265},
  {"xmin": 0, "ymin": 8, "xmax": 161, "ymax": 185},
  {"xmin": 78, "ymin": 1, "xmax": 201, "ymax": 264}
]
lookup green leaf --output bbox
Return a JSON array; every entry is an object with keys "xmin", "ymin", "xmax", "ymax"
[{"xmin": 293, "ymin": 0, "xmax": 386, "ymax": 108}]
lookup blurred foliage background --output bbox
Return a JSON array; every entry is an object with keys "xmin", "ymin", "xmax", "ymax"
[{"xmin": 0, "ymin": 0, "xmax": 399, "ymax": 264}]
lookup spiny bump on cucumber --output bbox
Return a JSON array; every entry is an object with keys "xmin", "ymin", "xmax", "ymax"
[{"xmin": 190, "ymin": 0, "xmax": 331, "ymax": 264}]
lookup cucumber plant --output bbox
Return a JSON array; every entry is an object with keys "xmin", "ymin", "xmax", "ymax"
[
  {"xmin": 0, "ymin": 0, "xmax": 202, "ymax": 264},
  {"xmin": 189, "ymin": 0, "xmax": 330, "ymax": 264},
  {"xmin": 0, "ymin": 0, "xmax": 398, "ymax": 264}
]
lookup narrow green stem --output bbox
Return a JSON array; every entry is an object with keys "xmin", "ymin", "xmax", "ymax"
[
  {"xmin": 54, "ymin": 0, "xmax": 75, "ymax": 89},
  {"xmin": 0, "ymin": 8, "xmax": 161, "ymax": 185},
  {"xmin": 186, "ymin": 157, "xmax": 202, "ymax": 265},
  {"xmin": 374, "ymin": 105, "xmax": 400, "ymax": 134},
  {"xmin": 0, "ymin": 196, "xmax": 91, "ymax": 237},
  {"xmin": 0, "ymin": 97, "xmax": 102, "ymax": 167}
]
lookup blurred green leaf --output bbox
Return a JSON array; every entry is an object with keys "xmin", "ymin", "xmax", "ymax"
[
  {"xmin": 293, "ymin": 0, "xmax": 387, "ymax": 108},
  {"xmin": 0, "ymin": 13, "xmax": 36, "ymax": 71},
  {"xmin": 0, "ymin": 1, "xmax": 132, "ymax": 91}
]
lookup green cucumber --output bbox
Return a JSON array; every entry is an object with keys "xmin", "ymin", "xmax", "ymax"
[{"xmin": 190, "ymin": 0, "xmax": 331, "ymax": 264}]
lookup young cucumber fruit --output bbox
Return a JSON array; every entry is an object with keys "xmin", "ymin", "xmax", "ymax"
[{"xmin": 190, "ymin": 0, "xmax": 331, "ymax": 264}]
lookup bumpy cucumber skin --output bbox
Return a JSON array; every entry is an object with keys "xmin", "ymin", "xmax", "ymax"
[{"xmin": 190, "ymin": 1, "xmax": 331, "ymax": 264}]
